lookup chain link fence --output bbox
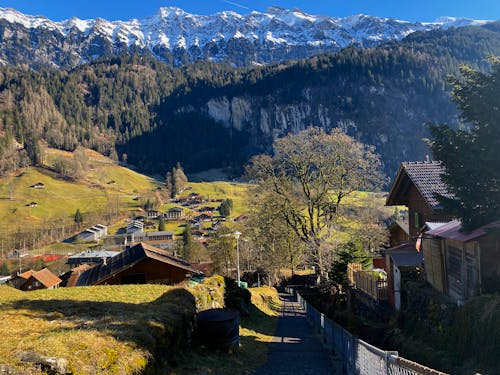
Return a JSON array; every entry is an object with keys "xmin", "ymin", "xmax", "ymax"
[{"xmin": 285, "ymin": 288, "xmax": 448, "ymax": 375}]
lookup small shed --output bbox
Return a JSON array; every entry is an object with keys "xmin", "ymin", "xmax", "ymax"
[
  {"xmin": 423, "ymin": 220, "xmax": 500, "ymax": 304},
  {"xmin": 385, "ymin": 244, "xmax": 423, "ymax": 310}
]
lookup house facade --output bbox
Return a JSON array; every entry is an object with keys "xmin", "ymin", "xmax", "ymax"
[{"xmin": 386, "ymin": 161, "xmax": 454, "ymax": 240}]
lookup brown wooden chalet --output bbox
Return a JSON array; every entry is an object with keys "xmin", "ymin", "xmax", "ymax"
[
  {"xmin": 388, "ymin": 220, "xmax": 410, "ymax": 247},
  {"xmin": 11, "ymin": 268, "xmax": 62, "ymax": 291},
  {"xmin": 423, "ymin": 220, "xmax": 500, "ymax": 304},
  {"xmin": 386, "ymin": 161, "xmax": 454, "ymax": 240},
  {"xmin": 72, "ymin": 243, "xmax": 200, "ymax": 286}
]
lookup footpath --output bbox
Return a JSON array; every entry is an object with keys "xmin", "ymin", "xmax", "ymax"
[{"xmin": 254, "ymin": 292, "xmax": 342, "ymax": 375}]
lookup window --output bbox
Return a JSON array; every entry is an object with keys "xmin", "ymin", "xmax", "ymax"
[{"xmin": 414, "ymin": 212, "xmax": 420, "ymax": 228}]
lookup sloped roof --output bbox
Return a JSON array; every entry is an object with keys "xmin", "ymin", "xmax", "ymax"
[
  {"xmin": 74, "ymin": 243, "xmax": 199, "ymax": 286},
  {"xmin": 426, "ymin": 220, "xmax": 500, "ymax": 242},
  {"xmin": 30, "ymin": 268, "xmax": 62, "ymax": 288},
  {"xmin": 65, "ymin": 264, "xmax": 92, "ymax": 287},
  {"xmin": 386, "ymin": 161, "xmax": 454, "ymax": 209},
  {"xmin": 18, "ymin": 270, "xmax": 35, "ymax": 279},
  {"xmin": 388, "ymin": 220, "xmax": 409, "ymax": 235},
  {"xmin": 385, "ymin": 243, "xmax": 423, "ymax": 267}
]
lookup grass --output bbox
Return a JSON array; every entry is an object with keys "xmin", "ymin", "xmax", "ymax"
[
  {"xmin": 0, "ymin": 277, "xmax": 281, "ymax": 375},
  {"xmin": 174, "ymin": 286, "xmax": 281, "ymax": 375},
  {"xmin": 0, "ymin": 148, "xmax": 158, "ymax": 238}
]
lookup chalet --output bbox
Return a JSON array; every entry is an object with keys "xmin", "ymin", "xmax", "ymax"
[
  {"xmin": 165, "ymin": 207, "xmax": 184, "ymax": 220},
  {"xmin": 126, "ymin": 220, "xmax": 144, "ymax": 235},
  {"xmin": 7, "ymin": 249, "xmax": 29, "ymax": 259},
  {"xmin": 67, "ymin": 250, "xmax": 120, "ymax": 266},
  {"xmin": 12, "ymin": 268, "xmax": 62, "ymax": 291},
  {"xmin": 146, "ymin": 210, "xmax": 160, "ymax": 219},
  {"xmin": 60, "ymin": 264, "xmax": 92, "ymax": 287},
  {"xmin": 130, "ymin": 231, "xmax": 175, "ymax": 243},
  {"xmin": 422, "ymin": 220, "xmax": 500, "ymax": 304},
  {"xmin": 30, "ymin": 182, "xmax": 45, "ymax": 189},
  {"xmin": 199, "ymin": 206, "xmax": 216, "ymax": 213},
  {"xmin": 26, "ymin": 202, "xmax": 38, "ymax": 207},
  {"xmin": 72, "ymin": 243, "xmax": 200, "ymax": 286},
  {"xmin": 195, "ymin": 213, "xmax": 212, "ymax": 222},
  {"xmin": 386, "ymin": 161, "xmax": 454, "ymax": 240},
  {"xmin": 387, "ymin": 220, "xmax": 410, "ymax": 247}
]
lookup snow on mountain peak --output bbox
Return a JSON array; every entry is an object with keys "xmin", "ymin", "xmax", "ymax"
[{"xmin": 0, "ymin": 6, "xmax": 493, "ymax": 69}]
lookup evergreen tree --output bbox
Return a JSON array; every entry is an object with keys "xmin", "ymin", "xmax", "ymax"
[
  {"xmin": 165, "ymin": 171, "xmax": 173, "ymax": 198},
  {"xmin": 74, "ymin": 208, "xmax": 83, "ymax": 227},
  {"xmin": 158, "ymin": 216, "xmax": 166, "ymax": 232},
  {"xmin": 218, "ymin": 199, "xmax": 233, "ymax": 217},
  {"xmin": 182, "ymin": 225, "xmax": 193, "ymax": 261},
  {"xmin": 428, "ymin": 59, "xmax": 500, "ymax": 230},
  {"xmin": 0, "ymin": 261, "xmax": 9, "ymax": 276}
]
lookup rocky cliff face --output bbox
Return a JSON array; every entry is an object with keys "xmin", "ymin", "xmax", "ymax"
[
  {"xmin": 168, "ymin": 77, "xmax": 456, "ymax": 178},
  {"xmin": 0, "ymin": 6, "xmax": 491, "ymax": 69}
]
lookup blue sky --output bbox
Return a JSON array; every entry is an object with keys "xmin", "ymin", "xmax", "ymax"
[{"xmin": 1, "ymin": 0, "xmax": 499, "ymax": 22}]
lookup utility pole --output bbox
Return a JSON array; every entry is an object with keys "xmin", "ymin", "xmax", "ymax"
[{"xmin": 234, "ymin": 231, "xmax": 241, "ymax": 287}]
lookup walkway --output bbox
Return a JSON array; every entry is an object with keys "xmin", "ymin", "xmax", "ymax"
[{"xmin": 254, "ymin": 292, "xmax": 341, "ymax": 375}]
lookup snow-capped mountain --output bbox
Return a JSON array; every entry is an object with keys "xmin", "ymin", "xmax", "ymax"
[{"xmin": 0, "ymin": 6, "xmax": 492, "ymax": 69}]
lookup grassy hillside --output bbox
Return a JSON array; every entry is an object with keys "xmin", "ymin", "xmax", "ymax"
[
  {"xmin": 0, "ymin": 277, "xmax": 280, "ymax": 375},
  {"xmin": 0, "ymin": 149, "xmax": 157, "ymax": 231}
]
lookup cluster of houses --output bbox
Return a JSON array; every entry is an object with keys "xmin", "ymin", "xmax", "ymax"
[
  {"xmin": 3, "ymin": 242, "xmax": 202, "ymax": 291},
  {"xmin": 348, "ymin": 161, "xmax": 500, "ymax": 309}
]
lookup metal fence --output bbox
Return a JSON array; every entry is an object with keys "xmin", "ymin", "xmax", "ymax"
[{"xmin": 285, "ymin": 288, "xmax": 448, "ymax": 375}]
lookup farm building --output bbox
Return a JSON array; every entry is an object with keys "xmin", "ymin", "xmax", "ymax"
[
  {"xmin": 422, "ymin": 220, "xmax": 500, "ymax": 304},
  {"xmin": 72, "ymin": 243, "xmax": 199, "ymax": 286},
  {"xmin": 76, "ymin": 224, "xmax": 108, "ymax": 242}
]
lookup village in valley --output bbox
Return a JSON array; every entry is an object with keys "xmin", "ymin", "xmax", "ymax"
[{"xmin": 0, "ymin": 3, "xmax": 499, "ymax": 375}]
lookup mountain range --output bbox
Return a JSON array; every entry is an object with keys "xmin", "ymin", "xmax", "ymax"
[
  {"xmin": 0, "ymin": 6, "xmax": 499, "ymax": 180},
  {"xmin": 0, "ymin": 6, "xmax": 492, "ymax": 69}
]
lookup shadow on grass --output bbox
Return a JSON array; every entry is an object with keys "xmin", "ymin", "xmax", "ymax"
[
  {"xmin": 174, "ymin": 290, "xmax": 282, "ymax": 375},
  {"xmin": 7, "ymin": 288, "xmax": 196, "ymax": 374}
]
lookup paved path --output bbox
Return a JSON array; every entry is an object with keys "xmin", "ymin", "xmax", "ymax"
[{"xmin": 253, "ymin": 293, "xmax": 341, "ymax": 375}]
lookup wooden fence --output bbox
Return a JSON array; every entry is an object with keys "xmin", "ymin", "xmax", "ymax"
[{"xmin": 347, "ymin": 263, "xmax": 389, "ymax": 302}]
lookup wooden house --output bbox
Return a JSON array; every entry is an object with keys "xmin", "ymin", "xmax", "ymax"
[
  {"xmin": 146, "ymin": 210, "xmax": 160, "ymax": 219},
  {"xmin": 30, "ymin": 182, "xmax": 45, "ymax": 189},
  {"xmin": 165, "ymin": 207, "xmax": 184, "ymax": 220},
  {"xmin": 386, "ymin": 161, "xmax": 454, "ymax": 240},
  {"xmin": 12, "ymin": 268, "xmax": 62, "ymax": 291},
  {"xmin": 388, "ymin": 220, "xmax": 410, "ymax": 247},
  {"xmin": 422, "ymin": 220, "xmax": 500, "ymax": 304},
  {"xmin": 73, "ymin": 243, "xmax": 200, "ymax": 286}
]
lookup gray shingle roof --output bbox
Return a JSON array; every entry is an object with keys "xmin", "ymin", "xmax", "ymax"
[
  {"xmin": 387, "ymin": 161, "xmax": 454, "ymax": 209},
  {"xmin": 402, "ymin": 161, "xmax": 453, "ymax": 207}
]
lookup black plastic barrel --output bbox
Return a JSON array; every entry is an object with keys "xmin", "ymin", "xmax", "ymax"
[{"xmin": 196, "ymin": 308, "xmax": 240, "ymax": 350}]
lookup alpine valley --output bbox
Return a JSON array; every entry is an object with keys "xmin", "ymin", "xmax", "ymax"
[{"xmin": 0, "ymin": 6, "xmax": 499, "ymax": 178}]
